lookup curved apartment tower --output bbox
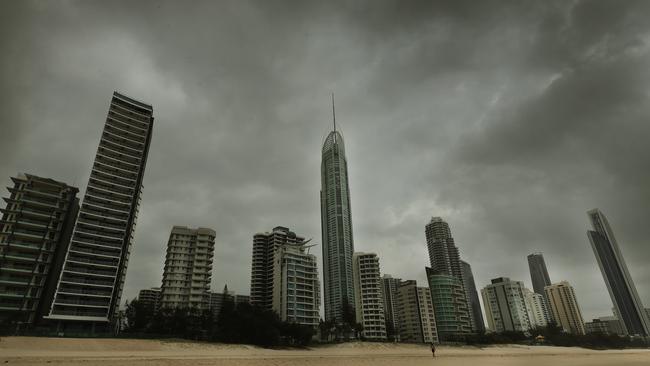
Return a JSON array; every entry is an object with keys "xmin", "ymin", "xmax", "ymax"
[
  {"xmin": 46, "ymin": 92, "xmax": 154, "ymax": 332},
  {"xmin": 587, "ymin": 209, "xmax": 650, "ymax": 336},
  {"xmin": 321, "ymin": 99, "xmax": 355, "ymax": 322}
]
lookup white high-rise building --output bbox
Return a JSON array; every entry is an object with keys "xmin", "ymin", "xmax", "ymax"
[
  {"xmin": 47, "ymin": 92, "xmax": 154, "ymax": 332},
  {"xmin": 481, "ymin": 277, "xmax": 532, "ymax": 333},
  {"xmin": 352, "ymin": 252, "xmax": 386, "ymax": 339},
  {"xmin": 545, "ymin": 281, "xmax": 585, "ymax": 335},
  {"xmin": 523, "ymin": 288, "xmax": 549, "ymax": 329},
  {"xmin": 160, "ymin": 226, "xmax": 215, "ymax": 310},
  {"xmin": 272, "ymin": 237, "xmax": 320, "ymax": 328}
]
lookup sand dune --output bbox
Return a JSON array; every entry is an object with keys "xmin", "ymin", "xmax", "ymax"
[{"xmin": 1, "ymin": 337, "xmax": 649, "ymax": 365}]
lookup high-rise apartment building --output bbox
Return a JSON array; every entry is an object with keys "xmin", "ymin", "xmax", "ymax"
[
  {"xmin": 160, "ymin": 226, "xmax": 215, "ymax": 310},
  {"xmin": 587, "ymin": 209, "xmax": 650, "ymax": 336},
  {"xmin": 0, "ymin": 174, "xmax": 79, "ymax": 327},
  {"xmin": 425, "ymin": 217, "xmax": 473, "ymax": 333},
  {"xmin": 251, "ymin": 226, "xmax": 306, "ymax": 310},
  {"xmin": 481, "ymin": 277, "xmax": 532, "ymax": 333},
  {"xmin": 251, "ymin": 226, "xmax": 320, "ymax": 328},
  {"xmin": 352, "ymin": 252, "xmax": 386, "ymax": 339},
  {"xmin": 46, "ymin": 92, "xmax": 154, "ymax": 332},
  {"xmin": 426, "ymin": 268, "xmax": 471, "ymax": 338},
  {"xmin": 425, "ymin": 217, "xmax": 463, "ymax": 283},
  {"xmin": 273, "ymin": 236, "xmax": 320, "ymax": 328},
  {"xmin": 395, "ymin": 280, "xmax": 438, "ymax": 344},
  {"xmin": 381, "ymin": 274, "xmax": 401, "ymax": 339},
  {"xmin": 545, "ymin": 281, "xmax": 585, "ymax": 335},
  {"xmin": 523, "ymin": 288, "xmax": 549, "ymax": 329},
  {"xmin": 321, "ymin": 100, "xmax": 355, "ymax": 322},
  {"xmin": 460, "ymin": 260, "xmax": 485, "ymax": 333}
]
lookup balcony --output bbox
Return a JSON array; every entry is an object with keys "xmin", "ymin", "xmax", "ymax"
[
  {"xmin": 58, "ymin": 287, "xmax": 112, "ymax": 297},
  {"xmin": 96, "ymin": 152, "xmax": 140, "ymax": 174},
  {"xmin": 60, "ymin": 275, "xmax": 114, "ymax": 287},
  {"xmin": 82, "ymin": 198, "xmax": 130, "ymax": 216},
  {"xmin": 107, "ymin": 110, "xmax": 149, "ymax": 132},
  {"xmin": 99, "ymin": 136, "xmax": 143, "ymax": 159},
  {"xmin": 102, "ymin": 130, "xmax": 144, "ymax": 151},
  {"xmin": 94, "ymin": 160, "xmax": 138, "ymax": 181},
  {"xmin": 74, "ymin": 227, "xmax": 123, "ymax": 243},
  {"xmin": 79, "ymin": 206, "xmax": 128, "ymax": 224},
  {"xmin": 89, "ymin": 176, "xmax": 134, "ymax": 197},
  {"xmin": 69, "ymin": 244, "xmax": 120, "ymax": 259},
  {"xmin": 86, "ymin": 187, "xmax": 132, "ymax": 206},
  {"xmin": 71, "ymin": 238, "xmax": 122, "ymax": 251},
  {"xmin": 67, "ymin": 254, "xmax": 119, "ymax": 268},
  {"xmin": 90, "ymin": 168, "xmax": 136, "ymax": 189},
  {"xmin": 77, "ymin": 218, "xmax": 125, "ymax": 234},
  {"xmin": 110, "ymin": 101, "xmax": 151, "ymax": 122},
  {"xmin": 64, "ymin": 264, "xmax": 117, "ymax": 278},
  {"xmin": 98, "ymin": 144, "xmax": 141, "ymax": 166},
  {"xmin": 105, "ymin": 120, "xmax": 146, "ymax": 142}
]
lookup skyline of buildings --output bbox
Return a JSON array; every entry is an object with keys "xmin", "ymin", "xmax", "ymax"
[{"xmin": 1, "ymin": 92, "xmax": 649, "ymax": 342}]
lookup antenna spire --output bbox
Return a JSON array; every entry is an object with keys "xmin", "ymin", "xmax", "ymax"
[{"xmin": 331, "ymin": 92, "xmax": 336, "ymax": 133}]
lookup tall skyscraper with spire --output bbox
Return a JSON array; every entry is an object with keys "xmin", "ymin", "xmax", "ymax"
[
  {"xmin": 587, "ymin": 208, "xmax": 650, "ymax": 336},
  {"xmin": 321, "ymin": 94, "xmax": 355, "ymax": 322},
  {"xmin": 45, "ymin": 92, "xmax": 154, "ymax": 333}
]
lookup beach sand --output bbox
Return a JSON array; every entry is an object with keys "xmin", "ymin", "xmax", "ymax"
[{"xmin": 1, "ymin": 337, "xmax": 649, "ymax": 365}]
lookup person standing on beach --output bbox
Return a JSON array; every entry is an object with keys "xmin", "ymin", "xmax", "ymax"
[{"xmin": 430, "ymin": 343, "xmax": 436, "ymax": 358}]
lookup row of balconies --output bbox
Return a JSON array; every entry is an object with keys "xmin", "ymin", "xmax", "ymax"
[
  {"xmin": 105, "ymin": 118, "xmax": 147, "ymax": 143},
  {"xmin": 107, "ymin": 109, "xmax": 149, "ymax": 133},
  {"xmin": 110, "ymin": 99, "xmax": 152, "ymax": 123},
  {"xmin": 102, "ymin": 126, "xmax": 145, "ymax": 152}
]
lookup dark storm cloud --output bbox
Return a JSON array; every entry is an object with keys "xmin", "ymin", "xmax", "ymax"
[{"xmin": 1, "ymin": 0, "xmax": 649, "ymax": 322}]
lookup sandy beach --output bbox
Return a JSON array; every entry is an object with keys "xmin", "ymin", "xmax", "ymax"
[{"xmin": 1, "ymin": 337, "xmax": 649, "ymax": 365}]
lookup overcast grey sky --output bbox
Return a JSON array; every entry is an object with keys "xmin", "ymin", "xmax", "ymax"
[{"xmin": 2, "ymin": 0, "xmax": 649, "ymax": 322}]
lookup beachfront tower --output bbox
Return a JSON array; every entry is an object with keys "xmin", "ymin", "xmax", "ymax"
[
  {"xmin": 321, "ymin": 95, "xmax": 355, "ymax": 322},
  {"xmin": 587, "ymin": 209, "xmax": 650, "ymax": 336},
  {"xmin": 46, "ymin": 92, "xmax": 154, "ymax": 333}
]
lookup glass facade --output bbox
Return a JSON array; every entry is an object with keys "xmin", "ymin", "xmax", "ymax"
[{"xmin": 321, "ymin": 131, "xmax": 355, "ymax": 322}]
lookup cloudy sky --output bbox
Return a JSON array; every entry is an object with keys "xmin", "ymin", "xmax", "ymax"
[{"xmin": 2, "ymin": 0, "xmax": 650, "ymax": 323}]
